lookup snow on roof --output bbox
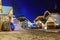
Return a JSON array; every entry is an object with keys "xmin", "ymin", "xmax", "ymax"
[{"xmin": 0, "ymin": 6, "xmax": 12, "ymax": 15}]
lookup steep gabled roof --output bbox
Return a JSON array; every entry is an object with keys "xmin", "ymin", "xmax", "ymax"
[
  {"xmin": 34, "ymin": 16, "xmax": 44, "ymax": 21},
  {"xmin": 34, "ymin": 16, "xmax": 47, "ymax": 24},
  {"xmin": 17, "ymin": 16, "xmax": 28, "ymax": 22}
]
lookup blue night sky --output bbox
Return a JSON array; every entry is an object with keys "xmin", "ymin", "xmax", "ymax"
[{"xmin": 2, "ymin": 0, "xmax": 60, "ymax": 22}]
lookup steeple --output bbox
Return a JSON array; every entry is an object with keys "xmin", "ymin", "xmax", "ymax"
[{"xmin": 0, "ymin": 0, "xmax": 2, "ymax": 13}]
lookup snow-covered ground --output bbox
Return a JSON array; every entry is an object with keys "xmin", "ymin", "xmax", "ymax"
[{"xmin": 0, "ymin": 30, "xmax": 60, "ymax": 40}]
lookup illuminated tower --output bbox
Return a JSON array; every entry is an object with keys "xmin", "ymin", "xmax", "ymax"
[{"xmin": 0, "ymin": 0, "xmax": 2, "ymax": 13}]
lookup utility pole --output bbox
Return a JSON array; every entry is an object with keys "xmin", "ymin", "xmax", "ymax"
[{"xmin": 0, "ymin": 0, "xmax": 2, "ymax": 13}]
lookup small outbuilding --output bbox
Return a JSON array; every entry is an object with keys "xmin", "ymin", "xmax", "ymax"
[{"xmin": 44, "ymin": 9, "xmax": 60, "ymax": 29}]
